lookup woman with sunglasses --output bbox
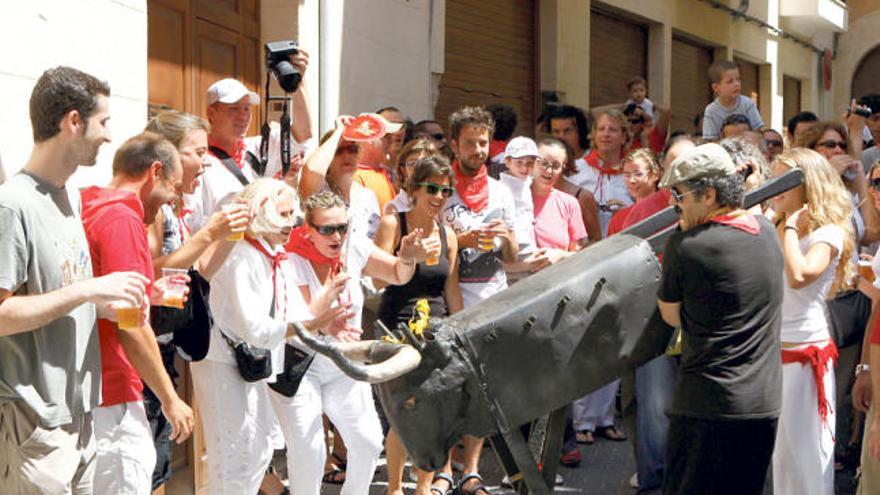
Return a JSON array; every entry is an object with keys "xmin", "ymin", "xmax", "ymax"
[
  {"xmin": 385, "ymin": 137, "xmax": 441, "ymax": 215},
  {"xmin": 299, "ymin": 117, "xmax": 383, "ymax": 243},
  {"xmin": 769, "ymin": 148, "xmax": 855, "ymax": 495},
  {"xmin": 274, "ymin": 190, "xmax": 430, "ymax": 495},
  {"xmin": 374, "ymin": 155, "xmax": 463, "ymax": 495},
  {"xmin": 799, "ymin": 120, "xmax": 880, "ymax": 246}
]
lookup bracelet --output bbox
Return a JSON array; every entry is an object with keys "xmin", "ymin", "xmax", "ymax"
[
  {"xmin": 784, "ymin": 225, "xmax": 798, "ymax": 232},
  {"xmin": 856, "ymin": 363, "xmax": 871, "ymax": 376}
]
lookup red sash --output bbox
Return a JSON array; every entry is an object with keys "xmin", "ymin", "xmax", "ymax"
[{"xmin": 781, "ymin": 341, "xmax": 838, "ymax": 431}]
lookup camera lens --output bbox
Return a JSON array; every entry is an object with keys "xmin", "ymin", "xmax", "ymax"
[{"xmin": 272, "ymin": 60, "xmax": 302, "ymax": 93}]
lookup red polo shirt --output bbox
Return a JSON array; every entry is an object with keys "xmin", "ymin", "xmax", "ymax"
[{"xmin": 81, "ymin": 186, "xmax": 153, "ymax": 407}]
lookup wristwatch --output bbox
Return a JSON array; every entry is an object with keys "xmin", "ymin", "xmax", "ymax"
[{"xmin": 856, "ymin": 363, "xmax": 871, "ymax": 376}]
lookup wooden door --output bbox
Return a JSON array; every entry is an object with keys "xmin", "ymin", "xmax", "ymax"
[
  {"xmin": 436, "ymin": 0, "xmax": 538, "ymax": 137},
  {"xmin": 589, "ymin": 9, "xmax": 647, "ymax": 108},
  {"xmin": 147, "ymin": 1, "xmax": 261, "ymax": 493},
  {"xmin": 670, "ymin": 36, "xmax": 713, "ymax": 134}
]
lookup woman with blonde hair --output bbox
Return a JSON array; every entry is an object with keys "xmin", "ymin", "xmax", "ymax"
[
  {"xmin": 770, "ymin": 148, "xmax": 855, "ymax": 495},
  {"xmin": 189, "ymin": 179, "xmax": 343, "ymax": 494}
]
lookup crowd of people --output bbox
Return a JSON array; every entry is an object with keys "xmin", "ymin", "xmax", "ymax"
[{"xmin": 4, "ymin": 48, "xmax": 880, "ymax": 495}]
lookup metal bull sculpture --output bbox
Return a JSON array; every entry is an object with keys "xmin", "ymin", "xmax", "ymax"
[{"xmin": 292, "ymin": 169, "xmax": 804, "ymax": 494}]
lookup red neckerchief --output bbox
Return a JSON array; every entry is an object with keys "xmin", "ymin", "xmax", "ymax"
[
  {"xmin": 585, "ymin": 150, "xmax": 625, "ymax": 204},
  {"xmin": 208, "ymin": 136, "xmax": 247, "ymax": 169},
  {"xmin": 781, "ymin": 341, "xmax": 838, "ymax": 434},
  {"xmin": 708, "ymin": 211, "xmax": 760, "ymax": 235},
  {"xmin": 245, "ymin": 236, "xmax": 288, "ymax": 319},
  {"xmin": 452, "ymin": 160, "xmax": 489, "ymax": 212},
  {"xmin": 489, "ymin": 139, "xmax": 507, "ymax": 159},
  {"xmin": 285, "ymin": 225, "xmax": 343, "ymax": 274}
]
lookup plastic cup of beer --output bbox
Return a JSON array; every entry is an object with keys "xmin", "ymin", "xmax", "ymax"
[
  {"xmin": 425, "ymin": 247, "xmax": 441, "ymax": 266},
  {"xmin": 478, "ymin": 231, "xmax": 496, "ymax": 252},
  {"xmin": 114, "ymin": 302, "xmax": 141, "ymax": 330},
  {"xmin": 161, "ymin": 268, "xmax": 188, "ymax": 308},
  {"xmin": 222, "ymin": 204, "xmax": 245, "ymax": 241},
  {"xmin": 859, "ymin": 260, "xmax": 875, "ymax": 284}
]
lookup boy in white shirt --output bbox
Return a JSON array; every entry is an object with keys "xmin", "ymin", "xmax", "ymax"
[
  {"xmin": 625, "ymin": 77, "xmax": 654, "ymax": 120},
  {"xmin": 498, "ymin": 136, "xmax": 539, "ymax": 257}
]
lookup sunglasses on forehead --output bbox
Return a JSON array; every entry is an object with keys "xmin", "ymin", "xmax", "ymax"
[
  {"xmin": 416, "ymin": 182, "xmax": 454, "ymax": 197},
  {"xmin": 309, "ymin": 222, "xmax": 349, "ymax": 236}
]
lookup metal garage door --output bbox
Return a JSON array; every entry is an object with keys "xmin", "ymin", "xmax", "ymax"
[
  {"xmin": 590, "ymin": 9, "xmax": 647, "ymax": 108},
  {"xmin": 671, "ymin": 36, "xmax": 714, "ymax": 134}
]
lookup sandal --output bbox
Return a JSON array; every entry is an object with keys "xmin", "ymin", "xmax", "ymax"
[
  {"xmin": 430, "ymin": 472, "xmax": 455, "ymax": 495},
  {"xmin": 575, "ymin": 430, "xmax": 594, "ymax": 444},
  {"xmin": 560, "ymin": 448, "xmax": 581, "ymax": 467},
  {"xmin": 457, "ymin": 473, "xmax": 490, "ymax": 495},
  {"xmin": 322, "ymin": 452, "xmax": 347, "ymax": 485},
  {"xmin": 595, "ymin": 425, "xmax": 627, "ymax": 442}
]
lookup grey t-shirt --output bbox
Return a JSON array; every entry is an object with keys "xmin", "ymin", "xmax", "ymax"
[
  {"xmin": 702, "ymin": 95, "xmax": 764, "ymax": 139},
  {"xmin": 861, "ymin": 145, "xmax": 880, "ymax": 170},
  {"xmin": 0, "ymin": 172, "xmax": 101, "ymax": 427}
]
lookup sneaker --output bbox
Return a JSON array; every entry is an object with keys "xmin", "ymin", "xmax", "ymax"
[{"xmin": 629, "ymin": 472, "xmax": 639, "ymax": 489}]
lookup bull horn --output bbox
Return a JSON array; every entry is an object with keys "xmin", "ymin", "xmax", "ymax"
[{"xmin": 291, "ymin": 322, "xmax": 422, "ymax": 384}]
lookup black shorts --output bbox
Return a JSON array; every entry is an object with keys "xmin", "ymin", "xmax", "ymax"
[{"xmin": 663, "ymin": 414, "xmax": 777, "ymax": 495}]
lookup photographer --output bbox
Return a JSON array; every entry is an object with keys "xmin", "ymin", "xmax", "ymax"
[
  {"xmin": 624, "ymin": 102, "xmax": 669, "ymax": 154},
  {"xmin": 189, "ymin": 46, "xmax": 312, "ymax": 233}
]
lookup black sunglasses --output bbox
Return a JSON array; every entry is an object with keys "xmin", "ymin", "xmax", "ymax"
[
  {"xmin": 871, "ymin": 177, "xmax": 880, "ymax": 190},
  {"xmin": 416, "ymin": 182, "xmax": 454, "ymax": 198},
  {"xmin": 818, "ymin": 140, "xmax": 848, "ymax": 151},
  {"xmin": 309, "ymin": 222, "xmax": 349, "ymax": 236},
  {"xmin": 670, "ymin": 188, "xmax": 695, "ymax": 203},
  {"xmin": 431, "ymin": 133, "xmax": 445, "ymax": 141}
]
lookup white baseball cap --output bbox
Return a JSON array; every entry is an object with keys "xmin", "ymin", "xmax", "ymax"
[
  {"xmin": 206, "ymin": 78, "xmax": 260, "ymax": 106},
  {"xmin": 505, "ymin": 136, "xmax": 539, "ymax": 159}
]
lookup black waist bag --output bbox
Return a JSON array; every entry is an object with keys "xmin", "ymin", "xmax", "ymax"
[
  {"xmin": 222, "ymin": 332, "xmax": 273, "ymax": 382},
  {"xmin": 268, "ymin": 344, "xmax": 315, "ymax": 397}
]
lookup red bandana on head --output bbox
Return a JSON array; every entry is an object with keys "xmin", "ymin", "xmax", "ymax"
[
  {"xmin": 285, "ymin": 225, "xmax": 344, "ymax": 274},
  {"xmin": 208, "ymin": 136, "xmax": 247, "ymax": 169},
  {"xmin": 452, "ymin": 160, "xmax": 489, "ymax": 212}
]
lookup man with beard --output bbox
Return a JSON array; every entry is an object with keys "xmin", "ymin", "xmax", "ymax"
[
  {"xmin": 657, "ymin": 143, "xmax": 783, "ymax": 495},
  {"xmin": 437, "ymin": 106, "xmax": 518, "ymax": 495},
  {"xmin": 0, "ymin": 66, "xmax": 150, "ymax": 493},
  {"xmin": 81, "ymin": 132, "xmax": 194, "ymax": 494}
]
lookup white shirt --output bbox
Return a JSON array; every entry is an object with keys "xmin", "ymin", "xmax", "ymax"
[
  {"xmin": 188, "ymin": 128, "xmax": 306, "ymax": 232},
  {"xmin": 780, "ymin": 225, "xmax": 844, "ymax": 343},
  {"xmin": 287, "ymin": 230, "xmax": 374, "ymax": 332},
  {"xmin": 441, "ymin": 178, "xmax": 516, "ymax": 308},
  {"xmin": 498, "ymin": 173, "xmax": 536, "ymax": 256},
  {"xmin": 206, "ymin": 238, "xmax": 311, "ymax": 379},
  {"xmin": 565, "ymin": 157, "xmax": 632, "ymax": 237}
]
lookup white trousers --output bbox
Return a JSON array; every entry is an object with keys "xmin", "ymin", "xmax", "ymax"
[
  {"xmin": 573, "ymin": 379, "xmax": 620, "ymax": 431},
  {"xmin": 191, "ymin": 359, "xmax": 275, "ymax": 495},
  {"xmin": 269, "ymin": 353, "xmax": 383, "ymax": 495},
  {"xmin": 93, "ymin": 401, "xmax": 155, "ymax": 495},
  {"xmin": 772, "ymin": 359, "xmax": 836, "ymax": 495}
]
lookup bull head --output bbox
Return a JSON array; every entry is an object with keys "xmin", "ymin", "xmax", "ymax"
[{"xmin": 294, "ymin": 234, "xmax": 671, "ymax": 471}]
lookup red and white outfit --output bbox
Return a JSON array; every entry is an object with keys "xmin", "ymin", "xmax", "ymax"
[
  {"xmin": 190, "ymin": 237, "xmax": 309, "ymax": 494},
  {"xmin": 271, "ymin": 226, "xmax": 383, "ymax": 495},
  {"xmin": 772, "ymin": 224, "xmax": 843, "ymax": 495},
  {"xmin": 81, "ymin": 187, "xmax": 157, "ymax": 495},
  {"xmin": 564, "ymin": 150, "xmax": 632, "ymax": 237}
]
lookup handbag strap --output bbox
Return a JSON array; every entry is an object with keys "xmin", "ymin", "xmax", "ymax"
[{"xmin": 210, "ymin": 146, "xmax": 252, "ymax": 186}]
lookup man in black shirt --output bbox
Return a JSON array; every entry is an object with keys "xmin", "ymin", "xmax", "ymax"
[{"xmin": 656, "ymin": 143, "xmax": 784, "ymax": 495}]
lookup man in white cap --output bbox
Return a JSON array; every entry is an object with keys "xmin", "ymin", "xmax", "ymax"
[
  {"xmin": 656, "ymin": 143, "xmax": 783, "ymax": 495},
  {"xmin": 189, "ymin": 50, "xmax": 312, "ymax": 232}
]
